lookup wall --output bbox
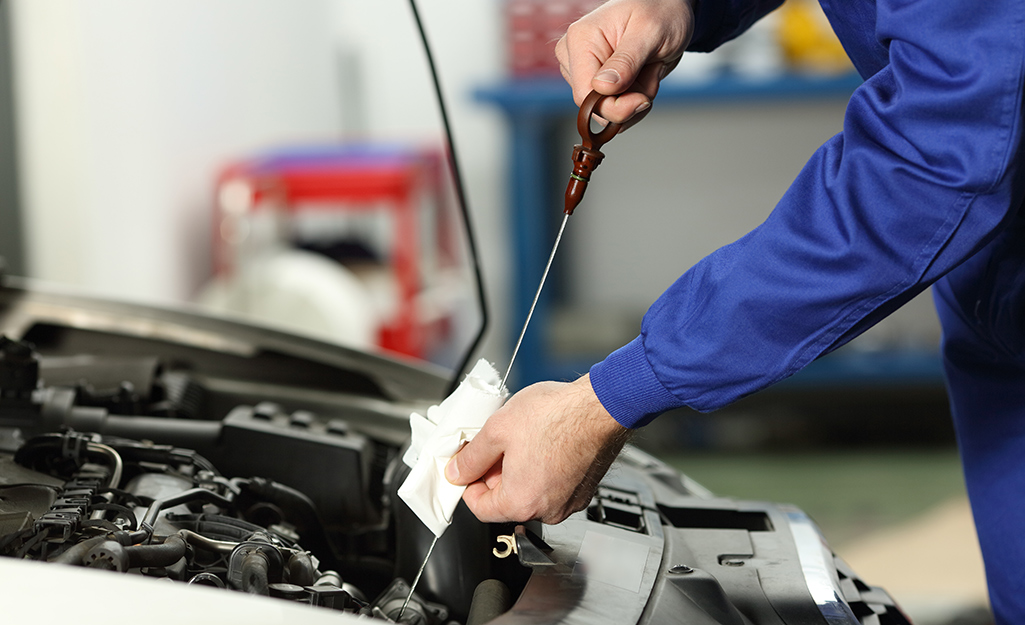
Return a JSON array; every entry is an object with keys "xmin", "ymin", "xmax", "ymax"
[
  {"xmin": 329, "ymin": 1, "xmax": 508, "ymax": 364},
  {"xmin": 8, "ymin": 1, "xmax": 939, "ymax": 372},
  {"xmin": 0, "ymin": 1, "xmax": 23, "ymax": 275},
  {"xmin": 11, "ymin": 0, "xmax": 343, "ymax": 303},
  {"xmin": 9, "ymin": 0, "xmax": 511, "ymax": 366},
  {"xmin": 552, "ymin": 92, "xmax": 940, "ymax": 357}
]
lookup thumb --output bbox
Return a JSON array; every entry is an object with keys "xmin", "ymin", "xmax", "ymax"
[
  {"xmin": 445, "ymin": 430, "xmax": 502, "ymax": 486},
  {"xmin": 590, "ymin": 27, "xmax": 657, "ymax": 95}
]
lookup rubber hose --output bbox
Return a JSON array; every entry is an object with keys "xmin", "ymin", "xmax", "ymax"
[
  {"xmin": 51, "ymin": 535, "xmax": 110, "ymax": 566},
  {"xmin": 240, "ymin": 550, "xmax": 271, "ymax": 595},
  {"xmin": 466, "ymin": 579, "xmax": 513, "ymax": 625},
  {"xmin": 140, "ymin": 488, "xmax": 233, "ymax": 534},
  {"xmin": 286, "ymin": 551, "xmax": 316, "ymax": 587},
  {"xmin": 240, "ymin": 478, "xmax": 335, "ymax": 563},
  {"xmin": 242, "ymin": 478, "xmax": 325, "ymax": 540},
  {"xmin": 126, "ymin": 534, "xmax": 187, "ymax": 569}
]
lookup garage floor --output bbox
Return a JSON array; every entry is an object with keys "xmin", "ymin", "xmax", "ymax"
[{"xmin": 660, "ymin": 450, "xmax": 990, "ymax": 625}]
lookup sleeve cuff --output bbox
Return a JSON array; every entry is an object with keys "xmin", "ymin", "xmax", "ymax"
[{"xmin": 589, "ymin": 336, "xmax": 685, "ymax": 429}]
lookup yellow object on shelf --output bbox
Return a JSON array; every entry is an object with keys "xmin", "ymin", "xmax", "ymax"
[{"xmin": 776, "ymin": 0, "xmax": 853, "ymax": 75}]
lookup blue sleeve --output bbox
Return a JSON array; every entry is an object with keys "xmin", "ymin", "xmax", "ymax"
[
  {"xmin": 591, "ymin": 0, "xmax": 1025, "ymax": 428},
  {"xmin": 687, "ymin": 0, "xmax": 784, "ymax": 52}
]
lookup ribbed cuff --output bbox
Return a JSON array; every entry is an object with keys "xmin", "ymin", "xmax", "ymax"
[{"xmin": 589, "ymin": 336, "xmax": 684, "ymax": 429}]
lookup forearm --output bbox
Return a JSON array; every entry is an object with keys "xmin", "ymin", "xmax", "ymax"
[{"xmin": 592, "ymin": 0, "xmax": 1025, "ymax": 427}]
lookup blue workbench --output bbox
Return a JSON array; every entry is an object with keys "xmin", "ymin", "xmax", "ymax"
[{"xmin": 474, "ymin": 73, "xmax": 944, "ymax": 391}]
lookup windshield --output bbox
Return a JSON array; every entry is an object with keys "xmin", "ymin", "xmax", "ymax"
[{"xmin": 1, "ymin": 0, "xmax": 485, "ymax": 375}]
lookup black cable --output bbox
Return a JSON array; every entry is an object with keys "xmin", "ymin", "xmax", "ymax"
[{"xmin": 408, "ymin": 0, "xmax": 490, "ymax": 395}]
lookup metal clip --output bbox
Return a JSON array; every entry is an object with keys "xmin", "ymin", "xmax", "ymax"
[{"xmin": 493, "ymin": 534, "xmax": 518, "ymax": 559}]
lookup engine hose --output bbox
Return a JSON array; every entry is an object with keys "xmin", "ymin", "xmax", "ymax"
[
  {"xmin": 86, "ymin": 442, "xmax": 122, "ymax": 490},
  {"xmin": 240, "ymin": 478, "xmax": 321, "ymax": 534},
  {"xmin": 286, "ymin": 551, "xmax": 316, "ymax": 587},
  {"xmin": 102, "ymin": 439, "xmax": 220, "ymax": 477},
  {"xmin": 314, "ymin": 570, "xmax": 343, "ymax": 588},
  {"xmin": 80, "ymin": 534, "xmax": 190, "ymax": 572},
  {"xmin": 466, "ymin": 579, "xmax": 513, "ymax": 625},
  {"xmin": 239, "ymin": 478, "xmax": 334, "ymax": 561},
  {"xmin": 13, "ymin": 435, "xmax": 123, "ymax": 489},
  {"xmin": 138, "ymin": 488, "xmax": 234, "ymax": 538},
  {"xmin": 240, "ymin": 550, "xmax": 271, "ymax": 595},
  {"xmin": 51, "ymin": 535, "xmax": 110, "ymax": 565},
  {"xmin": 178, "ymin": 529, "xmax": 236, "ymax": 554},
  {"xmin": 165, "ymin": 513, "xmax": 265, "ymax": 542},
  {"xmin": 126, "ymin": 534, "xmax": 188, "ymax": 569},
  {"xmin": 59, "ymin": 411, "xmax": 223, "ymax": 457}
]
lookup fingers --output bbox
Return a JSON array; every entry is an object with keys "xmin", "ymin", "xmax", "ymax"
[
  {"xmin": 481, "ymin": 458, "xmax": 504, "ymax": 489},
  {"xmin": 462, "ymin": 472, "xmax": 546, "ymax": 524},
  {"xmin": 556, "ymin": 0, "xmax": 694, "ymax": 125},
  {"xmin": 461, "ymin": 480, "xmax": 514, "ymax": 523},
  {"xmin": 559, "ymin": 22, "xmax": 654, "ymax": 123},
  {"xmin": 452, "ymin": 377, "xmax": 631, "ymax": 526},
  {"xmin": 587, "ymin": 19, "xmax": 660, "ymax": 117},
  {"xmin": 555, "ymin": 33, "xmax": 605, "ymax": 107},
  {"xmin": 445, "ymin": 424, "xmax": 503, "ymax": 486}
]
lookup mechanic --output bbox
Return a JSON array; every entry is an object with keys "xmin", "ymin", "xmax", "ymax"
[{"xmin": 446, "ymin": 0, "xmax": 1025, "ymax": 621}]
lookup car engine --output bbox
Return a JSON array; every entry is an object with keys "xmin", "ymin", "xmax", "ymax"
[
  {"xmin": 0, "ymin": 286, "xmax": 915, "ymax": 625},
  {"xmin": 0, "ymin": 333, "xmax": 516, "ymax": 624}
]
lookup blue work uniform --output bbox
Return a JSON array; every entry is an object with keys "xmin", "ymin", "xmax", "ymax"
[{"xmin": 588, "ymin": 0, "xmax": 1025, "ymax": 620}]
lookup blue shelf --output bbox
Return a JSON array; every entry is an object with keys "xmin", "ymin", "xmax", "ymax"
[{"xmin": 474, "ymin": 72, "xmax": 863, "ymax": 114}]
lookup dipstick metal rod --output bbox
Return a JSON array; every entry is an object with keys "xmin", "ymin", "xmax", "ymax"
[
  {"xmin": 502, "ymin": 213, "xmax": 570, "ymax": 389},
  {"xmin": 400, "ymin": 214, "xmax": 569, "ymax": 621},
  {"xmin": 398, "ymin": 534, "xmax": 439, "ymax": 622}
]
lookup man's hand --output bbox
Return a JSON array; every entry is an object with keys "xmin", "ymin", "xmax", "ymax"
[
  {"xmin": 444, "ymin": 374, "xmax": 630, "ymax": 525},
  {"xmin": 555, "ymin": 0, "xmax": 695, "ymax": 126}
]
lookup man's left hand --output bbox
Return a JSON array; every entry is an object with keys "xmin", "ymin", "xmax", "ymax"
[{"xmin": 444, "ymin": 374, "xmax": 631, "ymax": 525}]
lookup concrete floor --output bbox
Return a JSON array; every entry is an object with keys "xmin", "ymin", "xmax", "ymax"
[{"xmin": 841, "ymin": 496, "xmax": 989, "ymax": 625}]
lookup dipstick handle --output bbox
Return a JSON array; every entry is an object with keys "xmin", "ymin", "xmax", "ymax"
[{"xmin": 564, "ymin": 91, "xmax": 622, "ymax": 215}]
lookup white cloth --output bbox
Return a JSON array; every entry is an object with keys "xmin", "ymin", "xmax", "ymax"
[{"xmin": 398, "ymin": 358, "xmax": 508, "ymax": 537}]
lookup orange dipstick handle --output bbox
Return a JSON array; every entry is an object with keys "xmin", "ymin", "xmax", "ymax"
[{"xmin": 564, "ymin": 91, "xmax": 622, "ymax": 215}]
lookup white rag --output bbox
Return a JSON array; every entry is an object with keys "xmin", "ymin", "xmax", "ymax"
[{"xmin": 397, "ymin": 358, "xmax": 508, "ymax": 537}]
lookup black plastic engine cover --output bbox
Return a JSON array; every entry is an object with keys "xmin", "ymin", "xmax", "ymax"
[{"xmin": 216, "ymin": 404, "xmax": 375, "ymax": 531}]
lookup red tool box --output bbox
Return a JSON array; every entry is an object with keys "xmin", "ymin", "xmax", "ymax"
[{"xmin": 212, "ymin": 144, "xmax": 459, "ymax": 360}]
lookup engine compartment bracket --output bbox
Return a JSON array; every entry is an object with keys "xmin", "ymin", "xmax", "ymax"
[{"xmin": 493, "ymin": 525, "xmax": 555, "ymax": 568}]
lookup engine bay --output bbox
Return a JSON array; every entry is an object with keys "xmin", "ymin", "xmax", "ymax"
[
  {"xmin": 0, "ymin": 286, "xmax": 916, "ymax": 625},
  {"xmin": 0, "ymin": 331, "xmax": 523, "ymax": 624}
]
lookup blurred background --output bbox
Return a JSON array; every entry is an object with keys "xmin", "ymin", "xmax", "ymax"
[{"xmin": 0, "ymin": 1, "xmax": 987, "ymax": 623}]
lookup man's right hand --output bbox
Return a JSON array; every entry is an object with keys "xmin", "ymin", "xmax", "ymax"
[{"xmin": 555, "ymin": 0, "xmax": 696, "ymax": 127}]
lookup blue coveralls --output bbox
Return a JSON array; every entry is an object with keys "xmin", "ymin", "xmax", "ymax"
[{"xmin": 587, "ymin": 0, "xmax": 1025, "ymax": 620}]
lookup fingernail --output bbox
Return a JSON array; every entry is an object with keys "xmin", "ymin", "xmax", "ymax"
[
  {"xmin": 594, "ymin": 68, "xmax": 620, "ymax": 84},
  {"xmin": 633, "ymin": 101, "xmax": 651, "ymax": 116},
  {"xmin": 445, "ymin": 457, "xmax": 459, "ymax": 483}
]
